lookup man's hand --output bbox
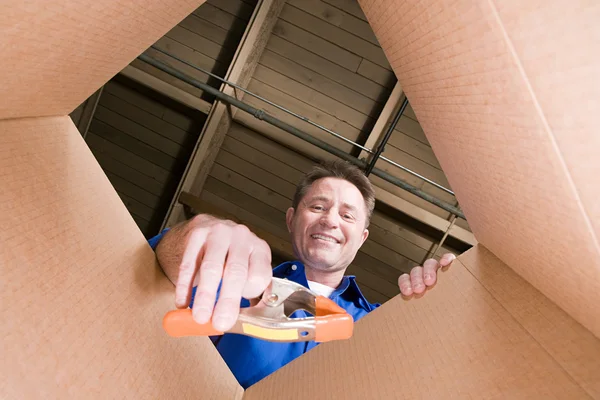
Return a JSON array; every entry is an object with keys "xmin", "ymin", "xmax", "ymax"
[
  {"xmin": 156, "ymin": 214, "xmax": 273, "ymax": 332},
  {"xmin": 398, "ymin": 253, "xmax": 456, "ymax": 297}
]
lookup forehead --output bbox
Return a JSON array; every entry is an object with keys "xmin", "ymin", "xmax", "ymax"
[{"xmin": 304, "ymin": 177, "xmax": 366, "ymax": 207}]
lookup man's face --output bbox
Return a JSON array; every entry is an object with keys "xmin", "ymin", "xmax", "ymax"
[{"xmin": 286, "ymin": 177, "xmax": 369, "ymax": 274}]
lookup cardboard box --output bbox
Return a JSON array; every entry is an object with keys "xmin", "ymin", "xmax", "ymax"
[{"xmin": 2, "ymin": 0, "xmax": 599, "ymax": 398}]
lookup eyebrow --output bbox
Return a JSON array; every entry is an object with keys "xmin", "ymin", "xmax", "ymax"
[{"xmin": 306, "ymin": 196, "xmax": 359, "ymax": 213}]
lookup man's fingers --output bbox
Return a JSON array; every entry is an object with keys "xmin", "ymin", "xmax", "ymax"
[
  {"xmin": 398, "ymin": 273, "xmax": 413, "ymax": 296},
  {"xmin": 440, "ymin": 253, "xmax": 456, "ymax": 267},
  {"xmin": 192, "ymin": 230, "xmax": 229, "ymax": 325},
  {"xmin": 212, "ymin": 227, "xmax": 252, "ymax": 332},
  {"xmin": 399, "ymin": 255, "xmax": 454, "ymax": 299},
  {"xmin": 175, "ymin": 229, "xmax": 207, "ymax": 308},
  {"xmin": 242, "ymin": 239, "xmax": 272, "ymax": 300},
  {"xmin": 410, "ymin": 266, "xmax": 426, "ymax": 294},
  {"xmin": 423, "ymin": 258, "xmax": 440, "ymax": 286}
]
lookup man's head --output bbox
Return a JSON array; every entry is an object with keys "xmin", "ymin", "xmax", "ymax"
[{"xmin": 285, "ymin": 160, "xmax": 375, "ymax": 275}]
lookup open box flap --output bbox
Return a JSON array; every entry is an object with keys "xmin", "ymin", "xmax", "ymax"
[
  {"xmin": 0, "ymin": 0, "xmax": 203, "ymax": 119},
  {"xmin": 357, "ymin": 0, "xmax": 600, "ymax": 338},
  {"xmin": 245, "ymin": 244, "xmax": 600, "ymax": 399},
  {"xmin": 0, "ymin": 117, "xmax": 243, "ymax": 398}
]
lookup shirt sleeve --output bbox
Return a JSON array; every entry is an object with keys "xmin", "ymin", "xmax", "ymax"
[{"xmin": 147, "ymin": 228, "xmax": 170, "ymax": 250}]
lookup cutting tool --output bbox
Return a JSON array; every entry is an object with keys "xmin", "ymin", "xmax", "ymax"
[{"xmin": 162, "ymin": 277, "xmax": 354, "ymax": 343}]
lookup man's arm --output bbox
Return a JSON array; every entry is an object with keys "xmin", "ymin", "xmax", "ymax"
[{"xmin": 154, "ymin": 218, "xmax": 195, "ymax": 286}]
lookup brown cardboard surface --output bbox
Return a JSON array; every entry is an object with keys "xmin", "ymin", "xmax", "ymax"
[
  {"xmin": 493, "ymin": 1, "xmax": 600, "ymax": 244},
  {"xmin": 246, "ymin": 245, "xmax": 600, "ymax": 399},
  {"xmin": 358, "ymin": 0, "xmax": 600, "ymax": 338},
  {"xmin": 0, "ymin": 0, "xmax": 204, "ymax": 119},
  {"xmin": 460, "ymin": 246, "xmax": 600, "ymax": 397},
  {"xmin": 0, "ymin": 116, "xmax": 242, "ymax": 399}
]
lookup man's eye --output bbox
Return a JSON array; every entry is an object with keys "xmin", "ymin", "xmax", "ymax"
[
  {"xmin": 343, "ymin": 213, "xmax": 354, "ymax": 220},
  {"xmin": 312, "ymin": 205, "xmax": 324, "ymax": 211}
]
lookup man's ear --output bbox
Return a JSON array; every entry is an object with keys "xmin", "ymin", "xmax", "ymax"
[
  {"xmin": 361, "ymin": 228, "xmax": 369, "ymax": 245},
  {"xmin": 285, "ymin": 207, "xmax": 295, "ymax": 233}
]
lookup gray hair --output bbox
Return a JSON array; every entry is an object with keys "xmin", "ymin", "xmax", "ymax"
[{"xmin": 292, "ymin": 160, "xmax": 375, "ymax": 227}]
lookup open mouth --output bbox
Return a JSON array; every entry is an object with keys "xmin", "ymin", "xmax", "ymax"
[{"xmin": 310, "ymin": 234, "xmax": 340, "ymax": 244}]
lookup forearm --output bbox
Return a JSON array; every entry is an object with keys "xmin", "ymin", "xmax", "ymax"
[{"xmin": 155, "ymin": 218, "xmax": 195, "ymax": 285}]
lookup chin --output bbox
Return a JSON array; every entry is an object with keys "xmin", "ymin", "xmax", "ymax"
[
  {"xmin": 307, "ymin": 254, "xmax": 330, "ymax": 263},
  {"xmin": 305, "ymin": 255, "xmax": 339, "ymax": 270}
]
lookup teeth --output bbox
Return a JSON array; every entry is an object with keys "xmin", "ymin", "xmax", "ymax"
[{"xmin": 311, "ymin": 234, "xmax": 337, "ymax": 243}]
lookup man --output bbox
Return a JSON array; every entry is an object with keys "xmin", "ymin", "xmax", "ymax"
[{"xmin": 149, "ymin": 160, "xmax": 455, "ymax": 388}]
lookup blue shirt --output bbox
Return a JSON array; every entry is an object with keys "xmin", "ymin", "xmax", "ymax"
[{"xmin": 148, "ymin": 230, "xmax": 380, "ymax": 388}]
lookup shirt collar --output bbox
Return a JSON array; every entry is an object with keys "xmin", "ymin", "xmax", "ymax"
[{"xmin": 273, "ymin": 261, "xmax": 372, "ymax": 307}]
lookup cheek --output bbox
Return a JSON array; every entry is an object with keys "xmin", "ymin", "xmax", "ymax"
[
  {"xmin": 294, "ymin": 218, "xmax": 311, "ymax": 241},
  {"xmin": 298, "ymin": 215, "xmax": 318, "ymax": 232},
  {"xmin": 344, "ymin": 228, "xmax": 363, "ymax": 247}
]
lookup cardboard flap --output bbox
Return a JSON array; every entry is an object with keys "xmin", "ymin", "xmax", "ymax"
[
  {"xmin": 460, "ymin": 246, "xmax": 600, "ymax": 397},
  {"xmin": 358, "ymin": 0, "xmax": 600, "ymax": 338},
  {"xmin": 493, "ymin": 1, "xmax": 600, "ymax": 242},
  {"xmin": 0, "ymin": 117, "xmax": 242, "ymax": 399},
  {"xmin": 245, "ymin": 245, "xmax": 600, "ymax": 399},
  {"xmin": 0, "ymin": 0, "xmax": 204, "ymax": 119}
]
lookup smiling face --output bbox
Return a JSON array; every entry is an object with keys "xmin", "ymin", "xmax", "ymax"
[{"xmin": 286, "ymin": 177, "xmax": 370, "ymax": 275}]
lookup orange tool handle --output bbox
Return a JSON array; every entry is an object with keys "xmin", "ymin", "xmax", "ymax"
[
  {"xmin": 163, "ymin": 309, "xmax": 223, "ymax": 337},
  {"xmin": 314, "ymin": 296, "xmax": 354, "ymax": 342}
]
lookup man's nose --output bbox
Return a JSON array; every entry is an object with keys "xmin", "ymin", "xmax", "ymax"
[{"xmin": 319, "ymin": 209, "xmax": 339, "ymax": 228}]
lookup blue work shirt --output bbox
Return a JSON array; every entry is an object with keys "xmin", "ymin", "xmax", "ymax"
[{"xmin": 148, "ymin": 230, "xmax": 381, "ymax": 389}]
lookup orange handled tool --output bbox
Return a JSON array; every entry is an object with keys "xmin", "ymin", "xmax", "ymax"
[{"xmin": 163, "ymin": 277, "xmax": 353, "ymax": 343}]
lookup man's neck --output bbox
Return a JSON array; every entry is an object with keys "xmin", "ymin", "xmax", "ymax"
[{"xmin": 304, "ymin": 265, "xmax": 344, "ymax": 289}]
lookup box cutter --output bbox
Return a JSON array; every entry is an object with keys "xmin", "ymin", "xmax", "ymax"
[{"xmin": 162, "ymin": 277, "xmax": 354, "ymax": 343}]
